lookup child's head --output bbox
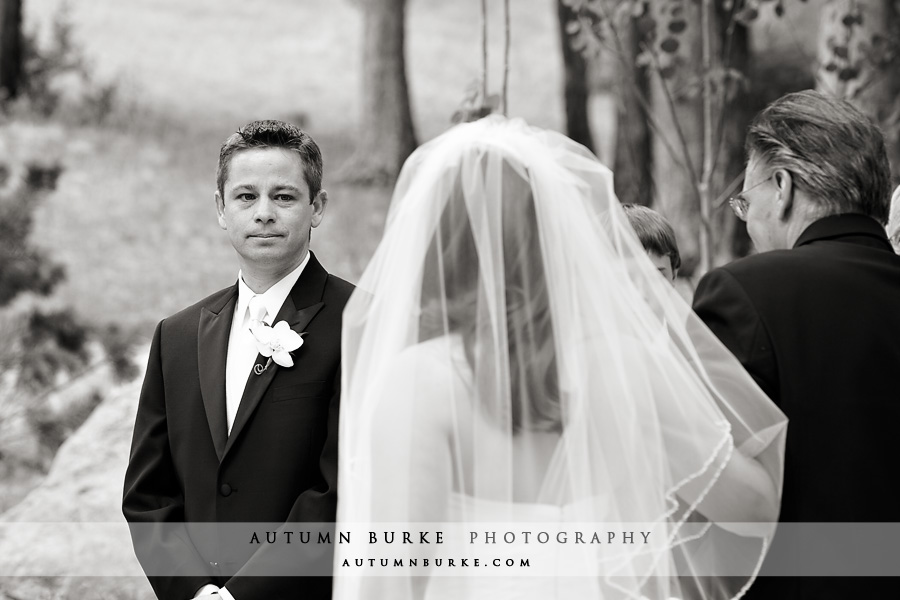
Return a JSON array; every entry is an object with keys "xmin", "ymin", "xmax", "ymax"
[{"xmin": 621, "ymin": 204, "xmax": 681, "ymax": 281}]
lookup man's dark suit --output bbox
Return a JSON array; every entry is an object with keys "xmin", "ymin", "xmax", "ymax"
[
  {"xmin": 693, "ymin": 214, "xmax": 900, "ymax": 599},
  {"xmin": 123, "ymin": 253, "xmax": 354, "ymax": 600}
]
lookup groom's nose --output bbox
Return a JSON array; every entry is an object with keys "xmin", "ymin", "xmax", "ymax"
[{"xmin": 254, "ymin": 196, "xmax": 276, "ymax": 223}]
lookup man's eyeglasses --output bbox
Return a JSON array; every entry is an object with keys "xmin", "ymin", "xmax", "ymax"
[{"xmin": 729, "ymin": 175, "xmax": 773, "ymax": 221}]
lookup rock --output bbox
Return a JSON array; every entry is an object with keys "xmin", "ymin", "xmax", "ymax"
[
  {"xmin": 0, "ymin": 365, "xmax": 155, "ymax": 600},
  {"xmin": 0, "ymin": 343, "xmax": 120, "ymax": 515}
]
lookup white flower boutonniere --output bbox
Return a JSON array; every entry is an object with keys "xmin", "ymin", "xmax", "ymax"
[{"xmin": 250, "ymin": 320, "xmax": 305, "ymax": 374}]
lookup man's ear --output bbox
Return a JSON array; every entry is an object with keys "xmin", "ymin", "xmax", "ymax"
[
  {"xmin": 773, "ymin": 168, "xmax": 794, "ymax": 220},
  {"xmin": 310, "ymin": 189, "xmax": 328, "ymax": 228},
  {"xmin": 215, "ymin": 190, "xmax": 227, "ymax": 230}
]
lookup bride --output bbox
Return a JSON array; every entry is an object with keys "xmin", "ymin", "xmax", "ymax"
[{"xmin": 333, "ymin": 117, "xmax": 787, "ymax": 599}]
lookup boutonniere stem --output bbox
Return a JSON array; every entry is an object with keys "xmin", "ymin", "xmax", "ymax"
[{"xmin": 254, "ymin": 359, "xmax": 273, "ymax": 375}]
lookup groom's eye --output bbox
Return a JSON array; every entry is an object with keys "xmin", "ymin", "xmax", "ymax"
[
  {"xmin": 236, "ymin": 193, "xmax": 256, "ymax": 201},
  {"xmin": 274, "ymin": 194, "xmax": 295, "ymax": 202}
]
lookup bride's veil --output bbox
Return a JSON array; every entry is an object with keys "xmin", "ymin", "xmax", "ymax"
[{"xmin": 335, "ymin": 117, "xmax": 787, "ymax": 599}]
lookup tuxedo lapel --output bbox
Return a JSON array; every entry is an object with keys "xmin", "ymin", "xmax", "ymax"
[
  {"xmin": 222, "ymin": 254, "xmax": 329, "ymax": 459},
  {"xmin": 198, "ymin": 287, "xmax": 238, "ymax": 462}
]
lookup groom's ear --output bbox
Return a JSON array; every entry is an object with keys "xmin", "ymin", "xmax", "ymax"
[
  {"xmin": 215, "ymin": 190, "xmax": 227, "ymax": 230},
  {"xmin": 310, "ymin": 189, "xmax": 328, "ymax": 229}
]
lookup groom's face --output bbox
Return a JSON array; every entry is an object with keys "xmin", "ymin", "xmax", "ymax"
[{"xmin": 216, "ymin": 147, "xmax": 327, "ymax": 275}]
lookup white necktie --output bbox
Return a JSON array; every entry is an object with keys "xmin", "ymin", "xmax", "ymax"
[
  {"xmin": 248, "ymin": 295, "xmax": 269, "ymax": 329},
  {"xmin": 226, "ymin": 295, "xmax": 269, "ymax": 435}
]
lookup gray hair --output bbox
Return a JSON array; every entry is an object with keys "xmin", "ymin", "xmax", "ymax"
[{"xmin": 745, "ymin": 90, "xmax": 891, "ymax": 225}]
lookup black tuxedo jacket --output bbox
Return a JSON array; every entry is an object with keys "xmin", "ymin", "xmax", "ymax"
[
  {"xmin": 693, "ymin": 214, "xmax": 900, "ymax": 599},
  {"xmin": 123, "ymin": 253, "xmax": 354, "ymax": 600}
]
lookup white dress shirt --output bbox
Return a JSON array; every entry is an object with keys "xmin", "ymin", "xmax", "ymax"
[
  {"xmin": 224, "ymin": 252, "xmax": 310, "ymax": 434},
  {"xmin": 208, "ymin": 254, "xmax": 309, "ymax": 600}
]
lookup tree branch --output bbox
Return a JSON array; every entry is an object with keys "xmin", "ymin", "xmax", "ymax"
[
  {"xmin": 481, "ymin": 0, "xmax": 488, "ymax": 101},
  {"xmin": 589, "ymin": 1, "xmax": 692, "ymax": 179},
  {"xmin": 641, "ymin": 38, "xmax": 703, "ymax": 204},
  {"xmin": 699, "ymin": 0, "xmax": 715, "ymax": 274},
  {"xmin": 502, "ymin": 0, "xmax": 511, "ymax": 115}
]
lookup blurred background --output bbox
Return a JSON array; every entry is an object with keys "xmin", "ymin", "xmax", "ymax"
[{"xmin": 0, "ymin": 0, "xmax": 897, "ymax": 597}]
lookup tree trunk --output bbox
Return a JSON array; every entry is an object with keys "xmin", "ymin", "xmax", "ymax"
[
  {"xmin": 611, "ymin": 5, "xmax": 651, "ymax": 207},
  {"xmin": 715, "ymin": 6, "xmax": 751, "ymax": 264},
  {"xmin": 646, "ymin": 0, "xmax": 750, "ymax": 276},
  {"xmin": 342, "ymin": 0, "xmax": 417, "ymax": 185},
  {"xmin": 0, "ymin": 0, "xmax": 24, "ymax": 101},
  {"xmin": 816, "ymin": 0, "xmax": 900, "ymax": 186},
  {"xmin": 556, "ymin": 0, "xmax": 594, "ymax": 151},
  {"xmin": 648, "ymin": 0, "xmax": 704, "ymax": 275}
]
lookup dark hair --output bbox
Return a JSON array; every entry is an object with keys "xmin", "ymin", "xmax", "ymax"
[
  {"xmin": 420, "ymin": 162, "xmax": 560, "ymax": 434},
  {"xmin": 216, "ymin": 120, "xmax": 323, "ymax": 201},
  {"xmin": 745, "ymin": 89, "xmax": 891, "ymax": 225},
  {"xmin": 621, "ymin": 203, "xmax": 682, "ymax": 273}
]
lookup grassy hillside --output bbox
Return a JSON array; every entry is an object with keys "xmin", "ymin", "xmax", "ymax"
[
  {"xmin": 27, "ymin": 0, "xmax": 563, "ymax": 135},
  {"xmin": 15, "ymin": 0, "xmax": 564, "ymax": 337}
]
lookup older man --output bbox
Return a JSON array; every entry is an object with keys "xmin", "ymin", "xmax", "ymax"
[{"xmin": 693, "ymin": 90, "xmax": 900, "ymax": 599}]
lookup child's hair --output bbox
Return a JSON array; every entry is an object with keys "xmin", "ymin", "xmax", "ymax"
[{"xmin": 621, "ymin": 203, "xmax": 682, "ymax": 274}]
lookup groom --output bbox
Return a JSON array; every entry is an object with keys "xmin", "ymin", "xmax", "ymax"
[{"xmin": 123, "ymin": 120, "xmax": 354, "ymax": 599}]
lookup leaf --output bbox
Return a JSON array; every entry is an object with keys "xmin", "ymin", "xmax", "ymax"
[
  {"xmin": 734, "ymin": 6, "xmax": 759, "ymax": 25},
  {"xmin": 681, "ymin": 74, "xmax": 704, "ymax": 100},
  {"xmin": 632, "ymin": 0, "xmax": 646, "ymax": 18},
  {"xmin": 570, "ymin": 31, "xmax": 588, "ymax": 52},
  {"xmin": 635, "ymin": 49, "xmax": 654, "ymax": 68},
  {"xmin": 660, "ymin": 64, "xmax": 677, "ymax": 79},
  {"xmin": 723, "ymin": 68, "xmax": 750, "ymax": 99},
  {"xmin": 841, "ymin": 13, "xmax": 855, "ymax": 27},
  {"xmin": 566, "ymin": 20, "xmax": 581, "ymax": 34},
  {"xmin": 838, "ymin": 66, "xmax": 859, "ymax": 81},
  {"xmin": 824, "ymin": 62, "xmax": 838, "ymax": 72},
  {"xmin": 583, "ymin": 0, "xmax": 603, "ymax": 18},
  {"xmin": 774, "ymin": 2, "xmax": 784, "ymax": 17},
  {"xmin": 833, "ymin": 45, "xmax": 849, "ymax": 59},
  {"xmin": 660, "ymin": 37, "xmax": 680, "ymax": 53},
  {"xmin": 637, "ymin": 15, "xmax": 657, "ymax": 38},
  {"xmin": 722, "ymin": 0, "xmax": 734, "ymax": 9},
  {"xmin": 668, "ymin": 19, "xmax": 687, "ymax": 33}
]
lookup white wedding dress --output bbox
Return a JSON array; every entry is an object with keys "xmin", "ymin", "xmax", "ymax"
[{"xmin": 334, "ymin": 117, "xmax": 787, "ymax": 600}]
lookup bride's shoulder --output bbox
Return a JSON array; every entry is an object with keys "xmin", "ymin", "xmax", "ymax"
[
  {"xmin": 380, "ymin": 335, "xmax": 471, "ymax": 413},
  {"xmin": 391, "ymin": 335, "xmax": 468, "ymax": 376}
]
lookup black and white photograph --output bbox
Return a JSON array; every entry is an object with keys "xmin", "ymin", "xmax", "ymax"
[{"xmin": 1, "ymin": 0, "xmax": 899, "ymax": 599}]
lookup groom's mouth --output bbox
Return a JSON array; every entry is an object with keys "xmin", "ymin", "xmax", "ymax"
[{"xmin": 249, "ymin": 233, "xmax": 283, "ymax": 239}]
